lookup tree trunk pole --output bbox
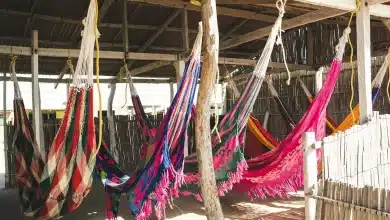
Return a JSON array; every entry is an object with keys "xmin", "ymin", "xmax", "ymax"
[{"xmin": 196, "ymin": 0, "xmax": 224, "ymax": 219}]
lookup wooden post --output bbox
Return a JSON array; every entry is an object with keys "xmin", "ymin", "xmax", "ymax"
[
  {"xmin": 31, "ymin": 30, "xmax": 44, "ymax": 153},
  {"xmin": 2, "ymin": 70, "xmax": 8, "ymax": 187},
  {"xmin": 169, "ymin": 81, "xmax": 174, "ymax": 103},
  {"xmin": 196, "ymin": 0, "xmax": 224, "ymax": 219},
  {"xmin": 307, "ymin": 26, "xmax": 314, "ymax": 66},
  {"xmin": 175, "ymin": 60, "xmax": 189, "ymax": 157},
  {"xmin": 221, "ymin": 82, "xmax": 227, "ymax": 114},
  {"xmin": 263, "ymin": 111, "xmax": 270, "ymax": 129},
  {"xmin": 182, "ymin": 8, "xmax": 189, "ymax": 52},
  {"xmin": 314, "ymin": 68, "xmax": 323, "ymax": 95},
  {"xmin": 107, "ymin": 83, "xmax": 118, "ymax": 162},
  {"xmin": 303, "ymin": 132, "xmax": 317, "ymax": 220},
  {"xmin": 356, "ymin": 0, "xmax": 373, "ymax": 124}
]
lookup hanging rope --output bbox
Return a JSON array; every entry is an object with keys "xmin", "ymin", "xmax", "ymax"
[
  {"xmin": 190, "ymin": 0, "xmax": 201, "ymax": 6},
  {"xmin": 347, "ymin": 0, "xmax": 361, "ymax": 123},
  {"xmin": 275, "ymin": 0, "xmax": 291, "ymax": 85},
  {"xmin": 94, "ymin": 0, "xmax": 103, "ymax": 154}
]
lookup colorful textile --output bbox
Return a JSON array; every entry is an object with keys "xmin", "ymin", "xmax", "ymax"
[
  {"xmin": 14, "ymin": 87, "xmax": 97, "ymax": 220},
  {"xmin": 238, "ymin": 59, "xmax": 342, "ymax": 199},
  {"xmin": 97, "ymin": 26, "xmax": 203, "ymax": 220}
]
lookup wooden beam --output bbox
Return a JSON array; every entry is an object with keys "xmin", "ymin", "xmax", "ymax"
[
  {"xmin": 128, "ymin": 0, "xmax": 277, "ymax": 22},
  {"xmin": 99, "ymin": 0, "xmax": 115, "ymax": 22},
  {"xmin": 130, "ymin": 61, "xmax": 172, "ymax": 76},
  {"xmin": 220, "ymin": 19, "xmax": 248, "ymax": 41},
  {"xmin": 0, "ymin": 76, "xmax": 170, "ymax": 84},
  {"xmin": 0, "ymin": 9, "xmax": 199, "ymax": 34},
  {"xmin": 367, "ymin": 0, "xmax": 390, "ymax": 5},
  {"xmin": 221, "ymin": 8, "xmax": 346, "ymax": 49},
  {"xmin": 357, "ymin": 0, "xmax": 373, "ymax": 124},
  {"xmin": 383, "ymin": 18, "xmax": 390, "ymax": 31},
  {"xmin": 0, "ymin": 45, "xmax": 311, "ymax": 67},
  {"xmin": 196, "ymin": 0, "xmax": 224, "ymax": 219},
  {"xmin": 295, "ymin": 0, "xmax": 390, "ymax": 18},
  {"xmin": 31, "ymin": 30, "xmax": 45, "ymax": 154},
  {"xmin": 217, "ymin": 0, "xmax": 267, "ymax": 4},
  {"xmin": 2, "ymin": 58, "xmax": 8, "ymax": 187},
  {"xmin": 182, "ymin": 9, "xmax": 190, "ymax": 51}
]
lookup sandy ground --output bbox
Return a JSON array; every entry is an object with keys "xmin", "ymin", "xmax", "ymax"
[{"xmin": 0, "ymin": 183, "xmax": 304, "ymax": 220}]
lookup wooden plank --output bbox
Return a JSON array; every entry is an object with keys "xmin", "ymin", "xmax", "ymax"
[
  {"xmin": 221, "ymin": 8, "xmax": 346, "ymax": 49},
  {"xmin": 196, "ymin": 0, "xmax": 224, "ymax": 218},
  {"xmin": 217, "ymin": 0, "xmax": 269, "ymax": 4},
  {"xmin": 128, "ymin": 0, "xmax": 277, "ymax": 22},
  {"xmin": 295, "ymin": 0, "xmax": 355, "ymax": 11},
  {"xmin": 357, "ymin": 0, "xmax": 373, "ymax": 124},
  {"xmin": 31, "ymin": 30, "xmax": 45, "ymax": 154},
  {"xmin": 370, "ymin": 4, "xmax": 390, "ymax": 18},
  {"xmin": 383, "ymin": 19, "xmax": 390, "ymax": 31},
  {"xmin": 0, "ymin": 44, "xmax": 310, "ymax": 67}
]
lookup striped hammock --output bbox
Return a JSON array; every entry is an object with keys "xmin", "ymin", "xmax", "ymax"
[{"xmin": 12, "ymin": 1, "xmax": 98, "ymax": 219}]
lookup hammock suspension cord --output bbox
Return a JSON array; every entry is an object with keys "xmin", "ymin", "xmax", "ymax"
[
  {"xmin": 347, "ymin": 0, "xmax": 361, "ymax": 123},
  {"xmin": 94, "ymin": 0, "xmax": 103, "ymax": 155}
]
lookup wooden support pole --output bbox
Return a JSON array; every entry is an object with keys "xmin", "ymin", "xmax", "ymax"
[
  {"xmin": 108, "ymin": 83, "xmax": 118, "ymax": 162},
  {"xmin": 196, "ymin": 0, "xmax": 224, "ymax": 219},
  {"xmin": 31, "ymin": 30, "xmax": 44, "ymax": 153},
  {"xmin": 123, "ymin": 0, "xmax": 129, "ymax": 57},
  {"xmin": 169, "ymin": 81, "xmax": 174, "ymax": 103},
  {"xmin": 314, "ymin": 68, "xmax": 323, "ymax": 94},
  {"xmin": 357, "ymin": 0, "xmax": 373, "ymax": 124},
  {"xmin": 182, "ymin": 9, "xmax": 190, "ymax": 52},
  {"xmin": 307, "ymin": 26, "xmax": 314, "ymax": 66},
  {"xmin": 263, "ymin": 111, "xmax": 270, "ymax": 130},
  {"xmin": 383, "ymin": 18, "xmax": 390, "ymax": 31},
  {"xmin": 2, "ymin": 68, "xmax": 8, "ymax": 187},
  {"xmin": 303, "ymin": 132, "xmax": 317, "ymax": 220}
]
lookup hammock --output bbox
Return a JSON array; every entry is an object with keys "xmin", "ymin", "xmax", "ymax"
[
  {"xmin": 12, "ymin": 1, "xmax": 98, "ymax": 219},
  {"xmin": 94, "ymin": 23, "xmax": 203, "ymax": 220},
  {"xmin": 299, "ymin": 50, "xmax": 390, "ymax": 134},
  {"xmin": 182, "ymin": 23, "xmax": 351, "ymax": 200}
]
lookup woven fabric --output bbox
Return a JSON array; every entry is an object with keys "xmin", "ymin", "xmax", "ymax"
[
  {"xmin": 14, "ymin": 88, "xmax": 96, "ymax": 220},
  {"xmin": 97, "ymin": 52, "xmax": 201, "ymax": 220}
]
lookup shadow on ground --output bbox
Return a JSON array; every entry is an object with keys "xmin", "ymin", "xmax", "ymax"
[{"xmin": 0, "ymin": 183, "xmax": 304, "ymax": 220}]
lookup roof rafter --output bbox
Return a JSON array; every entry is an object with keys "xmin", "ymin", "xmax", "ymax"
[
  {"xmin": 295, "ymin": 0, "xmax": 390, "ymax": 17},
  {"xmin": 128, "ymin": 0, "xmax": 278, "ymax": 23},
  {"xmin": 99, "ymin": 0, "xmax": 116, "ymax": 22},
  {"xmin": 221, "ymin": 8, "xmax": 346, "ymax": 49}
]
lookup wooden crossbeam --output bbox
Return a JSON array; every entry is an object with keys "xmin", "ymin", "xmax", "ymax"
[
  {"xmin": 295, "ymin": 0, "xmax": 390, "ymax": 18},
  {"xmin": 220, "ymin": 19, "xmax": 248, "ymax": 41},
  {"xmin": 0, "ymin": 45, "xmax": 312, "ymax": 68},
  {"xmin": 217, "ymin": 0, "xmax": 270, "ymax": 4},
  {"xmin": 128, "ymin": 0, "xmax": 277, "ymax": 22},
  {"xmin": 221, "ymin": 8, "xmax": 346, "ymax": 49},
  {"xmin": 367, "ymin": 0, "xmax": 390, "ymax": 5},
  {"xmin": 0, "ymin": 76, "xmax": 170, "ymax": 84}
]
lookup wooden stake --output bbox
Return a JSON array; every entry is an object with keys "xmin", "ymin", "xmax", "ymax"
[
  {"xmin": 31, "ymin": 30, "xmax": 45, "ymax": 154},
  {"xmin": 303, "ymin": 132, "xmax": 318, "ymax": 220},
  {"xmin": 196, "ymin": 0, "xmax": 224, "ymax": 219},
  {"xmin": 356, "ymin": 0, "xmax": 373, "ymax": 124}
]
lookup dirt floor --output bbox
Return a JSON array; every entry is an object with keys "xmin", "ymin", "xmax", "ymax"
[{"xmin": 0, "ymin": 183, "xmax": 304, "ymax": 220}]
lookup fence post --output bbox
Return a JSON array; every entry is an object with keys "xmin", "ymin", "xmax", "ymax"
[{"xmin": 303, "ymin": 132, "xmax": 317, "ymax": 220}]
